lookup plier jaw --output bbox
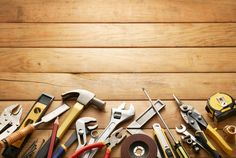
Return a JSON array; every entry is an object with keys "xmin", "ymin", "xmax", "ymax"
[
  {"xmin": 71, "ymin": 128, "xmax": 127, "ymax": 158},
  {"xmin": 0, "ymin": 104, "xmax": 23, "ymax": 140},
  {"xmin": 173, "ymin": 94, "xmax": 207, "ymax": 130},
  {"xmin": 104, "ymin": 127, "xmax": 127, "ymax": 149}
]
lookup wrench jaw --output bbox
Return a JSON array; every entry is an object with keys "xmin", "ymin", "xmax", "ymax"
[
  {"xmin": 77, "ymin": 117, "xmax": 98, "ymax": 132},
  {"xmin": 0, "ymin": 104, "xmax": 23, "ymax": 140},
  {"xmin": 76, "ymin": 117, "xmax": 98, "ymax": 150},
  {"xmin": 176, "ymin": 124, "xmax": 187, "ymax": 134},
  {"xmin": 10, "ymin": 105, "xmax": 23, "ymax": 125},
  {"xmin": 175, "ymin": 124, "xmax": 202, "ymax": 153},
  {"xmin": 111, "ymin": 103, "xmax": 135, "ymax": 123}
]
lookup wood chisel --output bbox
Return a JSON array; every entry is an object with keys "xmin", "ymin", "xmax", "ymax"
[
  {"xmin": 143, "ymin": 88, "xmax": 190, "ymax": 158},
  {"xmin": 2, "ymin": 93, "xmax": 54, "ymax": 158},
  {"xmin": 0, "ymin": 104, "xmax": 70, "ymax": 149}
]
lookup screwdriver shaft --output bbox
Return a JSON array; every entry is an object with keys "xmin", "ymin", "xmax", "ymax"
[{"xmin": 142, "ymin": 88, "xmax": 178, "ymax": 143}]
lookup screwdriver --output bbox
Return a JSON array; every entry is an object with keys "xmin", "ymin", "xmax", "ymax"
[{"xmin": 142, "ymin": 88, "xmax": 190, "ymax": 158}]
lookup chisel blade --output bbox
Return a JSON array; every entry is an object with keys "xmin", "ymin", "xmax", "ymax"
[{"xmin": 36, "ymin": 104, "xmax": 70, "ymax": 125}]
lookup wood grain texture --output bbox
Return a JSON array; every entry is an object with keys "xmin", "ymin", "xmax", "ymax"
[
  {"xmin": 0, "ymin": 101, "xmax": 234, "ymax": 130},
  {"xmin": 0, "ymin": 0, "xmax": 236, "ymax": 22},
  {"xmin": 0, "ymin": 73, "xmax": 236, "ymax": 100},
  {"xmin": 0, "ymin": 1, "xmax": 236, "ymax": 158},
  {"xmin": 1, "ymin": 48, "xmax": 236, "ymax": 73},
  {"xmin": 18, "ymin": 129, "xmax": 236, "ymax": 158},
  {"xmin": 0, "ymin": 23, "xmax": 236, "ymax": 47}
]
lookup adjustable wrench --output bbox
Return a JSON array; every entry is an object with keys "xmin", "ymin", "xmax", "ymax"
[
  {"xmin": 76, "ymin": 117, "xmax": 98, "ymax": 150},
  {"xmin": 52, "ymin": 117, "xmax": 98, "ymax": 158},
  {"xmin": 176, "ymin": 124, "xmax": 204, "ymax": 152},
  {"xmin": 85, "ymin": 102, "xmax": 135, "ymax": 158}
]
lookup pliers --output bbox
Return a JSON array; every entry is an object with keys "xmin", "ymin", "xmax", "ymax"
[
  {"xmin": 70, "ymin": 127, "xmax": 126, "ymax": 158},
  {"xmin": 173, "ymin": 95, "xmax": 233, "ymax": 157},
  {"xmin": 0, "ymin": 104, "xmax": 22, "ymax": 140}
]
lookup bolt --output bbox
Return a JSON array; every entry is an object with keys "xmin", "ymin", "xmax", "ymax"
[{"xmin": 183, "ymin": 105, "xmax": 188, "ymax": 110}]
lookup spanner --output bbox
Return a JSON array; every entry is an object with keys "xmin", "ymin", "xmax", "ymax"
[
  {"xmin": 85, "ymin": 102, "xmax": 135, "ymax": 158},
  {"xmin": 176, "ymin": 124, "xmax": 204, "ymax": 152}
]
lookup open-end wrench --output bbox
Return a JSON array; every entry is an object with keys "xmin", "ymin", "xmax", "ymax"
[
  {"xmin": 85, "ymin": 102, "xmax": 135, "ymax": 158},
  {"xmin": 176, "ymin": 124, "xmax": 204, "ymax": 152}
]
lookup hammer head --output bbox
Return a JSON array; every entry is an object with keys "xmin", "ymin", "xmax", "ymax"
[{"xmin": 61, "ymin": 89, "xmax": 106, "ymax": 110}]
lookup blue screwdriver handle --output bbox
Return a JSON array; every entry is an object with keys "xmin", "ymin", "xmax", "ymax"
[{"xmin": 52, "ymin": 145, "xmax": 66, "ymax": 158}]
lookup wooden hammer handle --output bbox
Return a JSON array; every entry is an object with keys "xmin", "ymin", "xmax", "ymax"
[{"xmin": 0, "ymin": 124, "xmax": 35, "ymax": 149}]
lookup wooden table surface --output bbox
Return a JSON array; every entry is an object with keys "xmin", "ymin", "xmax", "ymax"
[{"xmin": 0, "ymin": 0, "xmax": 235, "ymax": 157}]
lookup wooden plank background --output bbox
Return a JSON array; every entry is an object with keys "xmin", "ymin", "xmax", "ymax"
[{"xmin": 0, "ymin": 0, "xmax": 235, "ymax": 158}]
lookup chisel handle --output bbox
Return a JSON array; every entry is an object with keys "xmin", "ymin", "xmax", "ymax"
[
  {"xmin": 195, "ymin": 130, "xmax": 221, "ymax": 158},
  {"xmin": 0, "ymin": 124, "xmax": 35, "ymax": 149},
  {"xmin": 174, "ymin": 141, "xmax": 190, "ymax": 158}
]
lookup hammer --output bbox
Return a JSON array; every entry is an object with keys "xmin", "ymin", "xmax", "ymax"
[{"xmin": 35, "ymin": 89, "xmax": 106, "ymax": 158}]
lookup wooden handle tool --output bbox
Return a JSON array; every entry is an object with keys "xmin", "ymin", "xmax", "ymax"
[
  {"xmin": 0, "ymin": 124, "xmax": 35, "ymax": 148},
  {"xmin": 0, "ymin": 104, "xmax": 69, "ymax": 150}
]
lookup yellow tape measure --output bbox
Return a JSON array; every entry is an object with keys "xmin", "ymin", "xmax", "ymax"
[{"xmin": 206, "ymin": 92, "xmax": 236, "ymax": 122}]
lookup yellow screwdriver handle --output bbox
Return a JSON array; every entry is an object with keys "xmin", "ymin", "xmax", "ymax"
[
  {"xmin": 205, "ymin": 124, "xmax": 233, "ymax": 155},
  {"xmin": 174, "ymin": 141, "xmax": 190, "ymax": 158}
]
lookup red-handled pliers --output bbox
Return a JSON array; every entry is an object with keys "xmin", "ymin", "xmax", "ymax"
[{"xmin": 70, "ymin": 127, "xmax": 126, "ymax": 158}]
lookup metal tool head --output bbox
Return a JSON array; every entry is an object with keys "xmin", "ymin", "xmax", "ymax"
[
  {"xmin": 105, "ymin": 127, "xmax": 127, "ymax": 149},
  {"xmin": 111, "ymin": 103, "xmax": 135, "ymax": 123},
  {"xmin": 61, "ymin": 89, "xmax": 106, "ymax": 110},
  {"xmin": 76, "ymin": 117, "xmax": 98, "ymax": 132},
  {"xmin": 173, "ymin": 94, "xmax": 193, "ymax": 112},
  {"xmin": 0, "ymin": 104, "xmax": 23, "ymax": 140},
  {"xmin": 76, "ymin": 117, "xmax": 98, "ymax": 149},
  {"xmin": 175, "ymin": 124, "xmax": 187, "ymax": 133},
  {"xmin": 5, "ymin": 104, "xmax": 22, "ymax": 115},
  {"xmin": 0, "ymin": 104, "xmax": 22, "ymax": 125}
]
